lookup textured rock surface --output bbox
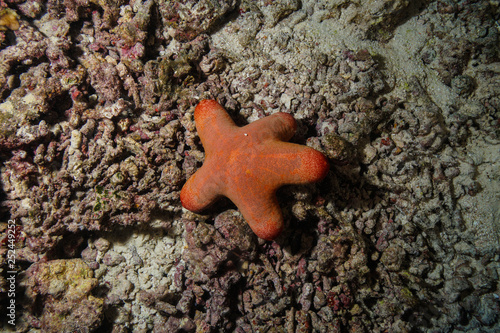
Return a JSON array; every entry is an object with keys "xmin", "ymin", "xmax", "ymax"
[{"xmin": 21, "ymin": 259, "xmax": 103, "ymax": 332}]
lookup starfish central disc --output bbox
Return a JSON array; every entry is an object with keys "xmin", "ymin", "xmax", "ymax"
[{"xmin": 180, "ymin": 100, "xmax": 329, "ymax": 240}]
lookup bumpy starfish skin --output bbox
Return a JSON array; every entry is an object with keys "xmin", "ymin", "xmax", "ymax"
[{"xmin": 180, "ymin": 100, "xmax": 329, "ymax": 240}]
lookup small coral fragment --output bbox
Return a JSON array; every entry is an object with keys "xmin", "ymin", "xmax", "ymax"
[{"xmin": 0, "ymin": 8, "xmax": 20, "ymax": 31}]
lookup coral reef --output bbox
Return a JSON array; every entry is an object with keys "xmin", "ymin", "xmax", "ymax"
[{"xmin": 0, "ymin": 0, "xmax": 499, "ymax": 332}]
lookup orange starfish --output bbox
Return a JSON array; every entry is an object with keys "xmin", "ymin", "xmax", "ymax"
[{"xmin": 180, "ymin": 100, "xmax": 329, "ymax": 240}]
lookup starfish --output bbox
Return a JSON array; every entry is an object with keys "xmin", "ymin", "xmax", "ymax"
[{"xmin": 180, "ymin": 100, "xmax": 329, "ymax": 240}]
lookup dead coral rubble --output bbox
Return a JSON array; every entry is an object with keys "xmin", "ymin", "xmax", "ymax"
[
  {"xmin": 21, "ymin": 259, "xmax": 103, "ymax": 332},
  {"xmin": 158, "ymin": 0, "xmax": 238, "ymax": 41},
  {"xmin": 0, "ymin": 0, "xmax": 499, "ymax": 332}
]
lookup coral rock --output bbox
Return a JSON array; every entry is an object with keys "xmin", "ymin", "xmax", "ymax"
[{"xmin": 23, "ymin": 259, "xmax": 103, "ymax": 332}]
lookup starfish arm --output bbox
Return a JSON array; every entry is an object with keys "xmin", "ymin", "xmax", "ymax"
[
  {"xmin": 242, "ymin": 112, "xmax": 297, "ymax": 142},
  {"xmin": 180, "ymin": 165, "xmax": 223, "ymax": 212},
  {"xmin": 194, "ymin": 100, "xmax": 238, "ymax": 154},
  {"xmin": 252, "ymin": 142, "xmax": 329, "ymax": 188},
  {"xmin": 228, "ymin": 188, "xmax": 284, "ymax": 241},
  {"xmin": 287, "ymin": 145, "xmax": 330, "ymax": 184}
]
